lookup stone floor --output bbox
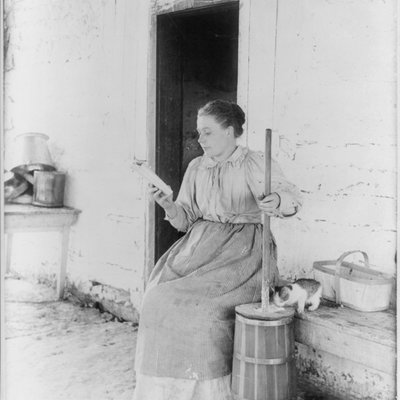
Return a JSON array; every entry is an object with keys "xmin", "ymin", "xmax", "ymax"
[{"xmin": 3, "ymin": 276, "xmax": 342, "ymax": 400}]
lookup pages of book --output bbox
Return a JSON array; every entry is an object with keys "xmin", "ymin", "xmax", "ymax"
[{"xmin": 132, "ymin": 162, "xmax": 173, "ymax": 196}]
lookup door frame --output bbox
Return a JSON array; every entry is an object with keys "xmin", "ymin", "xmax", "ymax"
[{"xmin": 144, "ymin": 0, "xmax": 279, "ymax": 283}]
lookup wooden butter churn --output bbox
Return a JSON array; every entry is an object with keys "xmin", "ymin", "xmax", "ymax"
[{"xmin": 231, "ymin": 129, "xmax": 297, "ymax": 400}]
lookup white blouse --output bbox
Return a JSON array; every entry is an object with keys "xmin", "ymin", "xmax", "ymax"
[{"xmin": 167, "ymin": 145, "xmax": 302, "ymax": 232}]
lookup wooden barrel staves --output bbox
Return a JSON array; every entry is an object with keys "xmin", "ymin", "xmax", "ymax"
[{"xmin": 232, "ymin": 306, "xmax": 296, "ymax": 400}]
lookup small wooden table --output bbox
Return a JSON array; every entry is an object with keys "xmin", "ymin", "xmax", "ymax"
[{"xmin": 5, "ymin": 204, "xmax": 81, "ymax": 299}]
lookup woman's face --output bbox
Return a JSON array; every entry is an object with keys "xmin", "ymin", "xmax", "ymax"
[{"xmin": 196, "ymin": 114, "xmax": 236, "ymax": 160}]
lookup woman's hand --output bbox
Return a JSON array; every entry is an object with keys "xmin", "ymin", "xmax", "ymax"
[
  {"xmin": 148, "ymin": 185, "xmax": 177, "ymax": 219},
  {"xmin": 257, "ymin": 192, "xmax": 281, "ymax": 217}
]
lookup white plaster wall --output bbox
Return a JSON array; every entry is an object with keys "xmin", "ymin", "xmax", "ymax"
[
  {"xmin": 4, "ymin": 0, "xmax": 151, "ymax": 308},
  {"xmin": 4, "ymin": 0, "xmax": 397, "ymax": 309},
  {"xmin": 245, "ymin": 0, "xmax": 397, "ymax": 278}
]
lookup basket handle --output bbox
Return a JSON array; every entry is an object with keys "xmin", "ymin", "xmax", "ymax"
[{"xmin": 334, "ymin": 250, "xmax": 370, "ymax": 304}]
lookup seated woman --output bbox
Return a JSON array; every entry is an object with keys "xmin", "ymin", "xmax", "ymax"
[{"xmin": 133, "ymin": 100, "xmax": 302, "ymax": 400}]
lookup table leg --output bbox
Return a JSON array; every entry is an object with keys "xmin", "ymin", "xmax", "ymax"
[
  {"xmin": 57, "ymin": 227, "xmax": 70, "ymax": 299},
  {"xmin": 6, "ymin": 233, "xmax": 13, "ymax": 274}
]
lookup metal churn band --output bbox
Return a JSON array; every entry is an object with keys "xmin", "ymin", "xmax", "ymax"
[
  {"xmin": 234, "ymin": 353, "xmax": 294, "ymax": 366},
  {"xmin": 236, "ymin": 314, "xmax": 294, "ymax": 327}
]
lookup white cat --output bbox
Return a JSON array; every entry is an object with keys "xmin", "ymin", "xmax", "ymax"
[{"xmin": 272, "ymin": 278, "xmax": 322, "ymax": 314}]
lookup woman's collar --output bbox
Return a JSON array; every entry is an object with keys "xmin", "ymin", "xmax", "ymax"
[{"xmin": 200, "ymin": 145, "xmax": 248, "ymax": 168}]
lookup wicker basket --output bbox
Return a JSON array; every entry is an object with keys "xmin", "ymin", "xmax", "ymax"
[{"xmin": 313, "ymin": 250, "xmax": 393, "ymax": 312}]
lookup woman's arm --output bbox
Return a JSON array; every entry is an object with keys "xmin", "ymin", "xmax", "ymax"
[
  {"xmin": 148, "ymin": 186, "xmax": 178, "ymax": 219},
  {"xmin": 270, "ymin": 160, "xmax": 302, "ymax": 217},
  {"xmin": 245, "ymin": 151, "xmax": 302, "ymax": 218},
  {"xmin": 150, "ymin": 158, "xmax": 202, "ymax": 232}
]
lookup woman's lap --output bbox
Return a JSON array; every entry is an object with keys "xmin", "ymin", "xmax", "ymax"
[{"xmin": 135, "ymin": 220, "xmax": 277, "ymax": 380}]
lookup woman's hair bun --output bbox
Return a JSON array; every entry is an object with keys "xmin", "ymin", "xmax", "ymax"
[
  {"xmin": 198, "ymin": 99, "xmax": 246, "ymax": 137},
  {"xmin": 231, "ymin": 103, "xmax": 245, "ymax": 128}
]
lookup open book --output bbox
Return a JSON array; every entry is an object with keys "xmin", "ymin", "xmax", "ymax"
[{"xmin": 132, "ymin": 161, "xmax": 173, "ymax": 196}]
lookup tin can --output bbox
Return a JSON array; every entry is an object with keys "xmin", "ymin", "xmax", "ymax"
[{"xmin": 33, "ymin": 171, "xmax": 66, "ymax": 207}]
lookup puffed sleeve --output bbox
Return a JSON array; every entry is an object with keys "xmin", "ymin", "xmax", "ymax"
[
  {"xmin": 245, "ymin": 150, "xmax": 303, "ymax": 217},
  {"xmin": 165, "ymin": 158, "xmax": 202, "ymax": 232}
]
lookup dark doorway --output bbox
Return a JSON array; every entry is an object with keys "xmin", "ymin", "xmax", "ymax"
[{"xmin": 155, "ymin": 3, "xmax": 239, "ymax": 261}]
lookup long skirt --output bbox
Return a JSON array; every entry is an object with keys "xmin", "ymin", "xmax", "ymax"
[
  {"xmin": 133, "ymin": 373, "xmax": 233, "ymax": 400},
  {"xmin": 134, "ymin": 219, "xmax": 278, "ymax": 398}
]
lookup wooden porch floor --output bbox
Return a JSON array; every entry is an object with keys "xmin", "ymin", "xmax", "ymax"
[{"xmin": 4, "ymin": 277, "xmax": 395, "ymax": 399}]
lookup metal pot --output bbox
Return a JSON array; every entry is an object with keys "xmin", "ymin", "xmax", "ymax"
[
  {"xmin": 8, "ymin": 132, "xmax": 56, "ymax": 173},
  {"xmin": 33, "ymin": 171, "xmax": 66, "ymax": 207}
]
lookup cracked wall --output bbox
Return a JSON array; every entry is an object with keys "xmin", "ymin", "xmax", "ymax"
[
  {"xmin": 4, "ymin": 0, "xmax": 150, "ymax": 310},
  {"xmin": 4, "ymin": 0, "xmax": 397, "ymax": 305},
  {"xmin": 258, "ymin": 0, "xmax": 397, "ymax": 280}
]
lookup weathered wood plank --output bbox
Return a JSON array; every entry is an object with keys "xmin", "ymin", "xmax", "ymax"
[
  {"xmin": 145, "ymin": 7, "xmax": 158, "ymax": 285},
  {"xmin": 296, "ymin": 305, "xmax": 395, "ymax": 347},
  {"xmin": 296, "ymin": 342, "xmax": 396, "ymax": 400},
  {"xmin": 5, "ymin": 213, "xmax": 79, "ymax": 231},
  {"xmin": 294, "ymin": 306, "xmax": 395, "ymax": 375},
  {"xmin": 238, "ymin": 0, "xmax": 279, "ymax": 150},
  {"xmin": 154, "ymin": 0, "xmax": 236, "ymax": 15},
  {"xmin": 5, "ymin": 204, "xmax": 80, "ymax": 216},
  {"xmin": 236, "ymin": 0, "xmax": 251, "ymax": 147}
]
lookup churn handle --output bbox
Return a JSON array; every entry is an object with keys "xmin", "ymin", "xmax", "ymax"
[{"xmin": 261, "ymin": 129, "xmax": 272, "ymax": 312}]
